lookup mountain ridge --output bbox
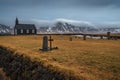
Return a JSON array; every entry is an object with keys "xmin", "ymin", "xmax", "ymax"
[
  {"xmin": 0, "ymin": 24, "xmax": 12, "ymax": 34},
  {"xmin": 0, "ymin": 19, "xmax": 120, "ymax": 34},
  {"xmin": 37, "ymin": 20, "xmax": 120, "ymax": 34}
]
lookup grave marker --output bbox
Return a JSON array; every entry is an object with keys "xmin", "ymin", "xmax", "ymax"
[
  {"xmin": 42, "ymin": 36, "xmax": 48, "ymax": 51},
  {"xmin": 40, "ymin": 35, "xmax": 58, "ymax": 51},
  {"xmin": 69, "ymin": 37, "xmax": 72, "ymax": 41},
  {"xmin": 100, "ymin": 35, "xmax": 103, "ymax": 39},
  {"xmin": 107, "ymin": 32, "xmax": 111, "ymax": 40},
  {"xmin": 83, "ymin": 34, "xmax": 86, "ymax": 40},
  {"xmin": 49, "ymin": 35, "xmax": 54, "ymax": 50}
]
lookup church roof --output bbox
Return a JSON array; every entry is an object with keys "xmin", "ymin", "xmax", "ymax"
[{"xmin": 15, "ymin": 24, "xmax": 36, "ymax": 29}]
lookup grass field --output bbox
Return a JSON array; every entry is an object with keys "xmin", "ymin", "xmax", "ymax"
[{"xmin": 0, "ymin": 35, "xmax": 120, "ymax": 80}]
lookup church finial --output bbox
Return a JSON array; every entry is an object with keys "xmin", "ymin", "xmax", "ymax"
[{"xmin": 15, "ymin": 17, "xmax": 19, "ymax": 25}]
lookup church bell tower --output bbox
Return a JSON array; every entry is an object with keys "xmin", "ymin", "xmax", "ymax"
[{"xmin": 15, "ymin": 17, "xmax": 19, "ymax": 25}]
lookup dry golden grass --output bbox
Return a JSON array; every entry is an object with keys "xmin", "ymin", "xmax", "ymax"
[{"xmin": 0, "ymin": 35, "xmax": 120, "ymax": 80}]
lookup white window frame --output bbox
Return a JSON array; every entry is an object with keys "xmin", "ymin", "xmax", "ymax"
[
  {"xmin": 21, "ymin": 29, "xmax": 23, "ymax": 33},
  {"xmin": 32, "ymin": 29, "xmax": 35, "ymax": 33},
  {"xmin": 15, "ymin": 29, "xmax": 17, "ymax": 34},
  {"xmin": 27, "ymin": 29, "xmax": 29, "ymax": 33}
]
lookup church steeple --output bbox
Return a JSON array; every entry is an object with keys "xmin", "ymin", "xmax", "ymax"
[{"xmin": 15, "ymin": 17, "xmax": 19, "ymax": 25}]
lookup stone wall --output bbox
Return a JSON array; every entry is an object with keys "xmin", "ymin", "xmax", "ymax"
[
  {"xmin": 0, "ymin": 46, "xmax": 77, "ymax": 80},
  {"xmin": 0, "ymin": 68, "xmax": 10, "ymax": 80}
]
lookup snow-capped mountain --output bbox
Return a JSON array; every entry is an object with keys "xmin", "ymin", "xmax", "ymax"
[
  {"xmin": 1, "ymin": 18, "xmax": 120, "ymax": 34},
  {"xmin": 0, "ymin": 24, "xmax": 12, "ymax": 34},
  {"xmin": 37, "ymin": 19, "xmax": 120, "ymax": 34},
  {"xmin": 50, "ymin": 21, "xmax": 98, "ymax": 33}
]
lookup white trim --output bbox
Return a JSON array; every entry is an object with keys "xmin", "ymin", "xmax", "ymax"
[
  {"xmin": 21, "ymin": 29, "xmax": 23, "ymax": 33},
  {"xmin": 32, "ymin": 29, "xmax": 35, "ymax": 33},
  {"xmin": 27, "ymin": 29, "xmax": 29, "ymax": 33},
  {"xmin": 15, "ymin": 29, "xmax": 17, "ymax": 34}
]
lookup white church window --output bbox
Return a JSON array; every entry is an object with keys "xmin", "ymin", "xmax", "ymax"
[
  {"xmin": 32, "ymin": 29, "xmax": 35, "ymax": 33},
  {"xmin": 21, "ymin": 29, "xmax": 23, "ymax": 33},
  {"xmin": 27, "ymin": 29, "xmax": 29, "ymax": 33},
  {"xmin": 15, "ymin": 29, "xmax": 17, "ymax": 34}
]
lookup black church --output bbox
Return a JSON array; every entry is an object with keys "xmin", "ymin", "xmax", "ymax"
[{"xmin": 14, "ymin": 18, "xmax": 37, "ymax": 35}]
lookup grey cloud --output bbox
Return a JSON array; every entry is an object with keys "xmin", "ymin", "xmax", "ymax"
[
  {"xmin": 31, "ymin": 0, "xmax": 120, "ymax": 6},
  {"xmin": 0, "ymin": 0, "xmax": 120, "ymax": 25},
  {"xmin": 0, "ymin": 0, "xmax": 120, "ymax": 7},
  {"xmin": 72, "ymin": 0, "xmax": 120, "ymax": 8},
  {"xmin": 26, "ymin": 0, "xmax": 120, "ymax": 7}
]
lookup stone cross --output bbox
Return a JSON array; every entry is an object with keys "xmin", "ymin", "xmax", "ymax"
[{"xmin": 49, "ymin": 35, "xmax": 54, "ymax": 50}]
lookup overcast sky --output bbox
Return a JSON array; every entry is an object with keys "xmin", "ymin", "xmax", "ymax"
[{"xmin": 0, "ymin": 0, "xmax": 120, "ymax": 26}]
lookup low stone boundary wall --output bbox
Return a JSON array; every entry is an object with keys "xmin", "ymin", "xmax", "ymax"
[{"xmin": 0, "ymin": 46, "xmax": 78, "ymax": 80}]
